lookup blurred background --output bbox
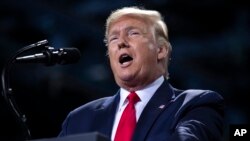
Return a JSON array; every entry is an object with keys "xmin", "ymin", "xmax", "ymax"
[{"xmin": 0, "ymin": 0, "xmax": 249, "ymax": 141}]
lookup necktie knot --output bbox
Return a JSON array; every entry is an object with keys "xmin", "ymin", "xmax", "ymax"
[{"xmin": 128, "ymin": 91, "xmax": 140, "ymax": 104}]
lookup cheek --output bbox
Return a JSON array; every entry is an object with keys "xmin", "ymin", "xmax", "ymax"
[
  {"xmin": 107, "ymin": 47, "xmax": 115, "ymax": 58},
  {"xmin": 139, "ymin": 42, "xmax": 157, "ymax": 56},
  {"xmin": 141, "ymin": 47, "xmax": 158, "ymax": 65},
  {"xmin": 139, "ymin": 36, "xmax": 157, "ymax": 50},
  {"xmin": 148, "ymin": 43, "xmax": 156, "ymax": 50},
  {"xmin": 107, "ymin": 49, "xmax": 117, "ymax": 66}
]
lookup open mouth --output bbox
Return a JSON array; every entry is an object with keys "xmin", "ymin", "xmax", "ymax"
[{"xmin": 119, "ymin": 54, "xmax": 133, "ymax": 64}]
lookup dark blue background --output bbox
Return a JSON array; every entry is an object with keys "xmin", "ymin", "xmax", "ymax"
[{"xmin": 0, "ymin": 0, "xmax": 249, "ymax": 141}]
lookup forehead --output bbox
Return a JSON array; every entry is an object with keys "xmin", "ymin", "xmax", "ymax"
[{"xmin": 108, "ymin": 15, "xmax": 151, "ymax": 34}]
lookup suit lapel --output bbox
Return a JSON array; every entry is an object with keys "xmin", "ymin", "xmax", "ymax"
[
  {"xmin": 132, "ymin": 80, "xmax": 175, "ymax": 141},
  {"xmin": 93, "ymin": 93, "xmax": 120, "ymax": 138}
]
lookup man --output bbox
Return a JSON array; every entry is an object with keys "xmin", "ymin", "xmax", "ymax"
[{"xmin": 59, "ymin": 7, "xmax": 224, "ymax": 141}]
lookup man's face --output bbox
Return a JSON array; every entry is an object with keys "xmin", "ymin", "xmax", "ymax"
[{"xmin": 107, "ymin": 16, "xmax": 166, "ymax": 90}]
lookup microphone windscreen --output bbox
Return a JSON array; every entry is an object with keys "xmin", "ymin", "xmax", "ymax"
[{"xmin": 58, "ymin": 48, "xmax": 81, "ymax": 65}]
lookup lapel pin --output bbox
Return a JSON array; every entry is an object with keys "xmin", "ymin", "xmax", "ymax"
[{"xmin": 158, "ymin": 105, "xmax": 165, "ymax": 109}]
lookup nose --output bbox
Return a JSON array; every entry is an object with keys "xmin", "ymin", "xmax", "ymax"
[{"xmin": 118, "ymin": 37, "xmax": 129, "ymax": 49}]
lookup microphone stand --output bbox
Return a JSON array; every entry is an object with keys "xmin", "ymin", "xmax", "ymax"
[{"xmin": 1, "ymin": 39, "xmax": 48, "ymax": 140}]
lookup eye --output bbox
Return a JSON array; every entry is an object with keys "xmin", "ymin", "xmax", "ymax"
[
  {"xmin": 128, "ymin": 30, "xmax": 140, "ymax": 36},
  {"xmin": 109, "ymin": 36, "xmax": 118, "ymax": 43}
]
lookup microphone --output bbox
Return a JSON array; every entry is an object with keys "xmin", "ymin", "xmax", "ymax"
[{"xmin": 15, "ymin": 47, "xmax": 81, "ymax": 66}]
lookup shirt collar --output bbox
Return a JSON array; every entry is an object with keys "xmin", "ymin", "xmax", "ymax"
[{"xmin": 119, "ymin": 76, "xmax": 164, "ymax": 107}]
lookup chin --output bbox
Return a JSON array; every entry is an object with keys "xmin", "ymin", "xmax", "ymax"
[
  {"xmin": 120, "ymin": 76, "xmax": 134, "ymax": 82},
  {"xmin": 116, "ymin": 74, "xmax": 135, "ymax": 84}
]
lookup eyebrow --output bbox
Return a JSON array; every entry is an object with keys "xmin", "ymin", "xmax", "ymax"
[
  {"xmin": 109, "ymin": 26, "xmax": 142, "ymax": 37},
  {"xmin": 125, "ymin": 26, "xmax": 138, "ymax": 32}
]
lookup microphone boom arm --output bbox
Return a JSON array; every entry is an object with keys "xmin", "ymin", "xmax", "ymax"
[{"xmin": 1, "ymin": 39, "xmax": 48, "ymax": 140}]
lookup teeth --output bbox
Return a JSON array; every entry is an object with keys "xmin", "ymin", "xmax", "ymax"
[{"xmin": 119, "ymin": 54, "xmax": 133, "ymax": 64}]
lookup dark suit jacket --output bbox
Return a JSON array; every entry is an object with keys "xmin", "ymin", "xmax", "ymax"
[{"xmin": 59, "ymin": 80, "xmax": 225, "ymax": 141}]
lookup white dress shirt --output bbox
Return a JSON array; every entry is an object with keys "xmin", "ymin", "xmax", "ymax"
[{"xmin": 111, "ymin": 76, "xmax": 164, "ymax": 141}]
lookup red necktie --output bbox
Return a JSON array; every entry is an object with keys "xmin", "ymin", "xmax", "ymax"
[{"xmin": 114, "ymin": 91, "xmax": 140, "ymax": 141}]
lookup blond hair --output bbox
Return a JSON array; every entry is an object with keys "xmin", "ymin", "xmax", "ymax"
[{"xmin": 104, "ymin": 6, "xmax": 172, "ymax": 79}]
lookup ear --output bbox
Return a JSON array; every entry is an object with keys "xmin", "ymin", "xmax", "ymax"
[{"xmin": 157, "ymin": 45, "xmax": 167, "ymax": 61}]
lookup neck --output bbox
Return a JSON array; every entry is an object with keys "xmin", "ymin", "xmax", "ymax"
[{"xmin": 120, "ymin": 75, "xmax": 163, "ymax": 92}]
